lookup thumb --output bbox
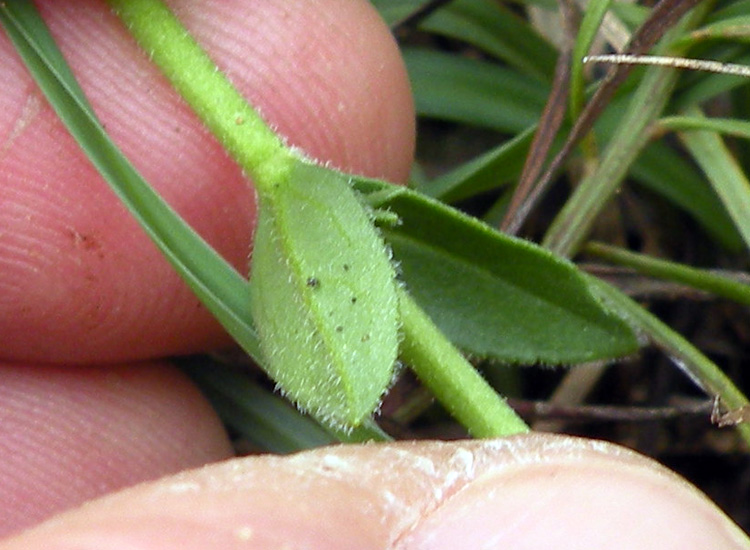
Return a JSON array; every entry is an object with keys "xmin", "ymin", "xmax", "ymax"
[{"xmin": 2, "ymin": 435, "xmax": 747, "ymax": 549}]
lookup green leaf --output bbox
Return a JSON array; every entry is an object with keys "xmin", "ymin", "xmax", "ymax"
[
  {"xmin": 660, "ymin": 114, "xmax": 750, "ymax": 139},
  {"xmin": 250, "ymin": 161, "xmax": 400, "ymax": 428},
  {"xmin": 419, "ymin": 126, "xmax": 536, "ymax": 202},
  {"xmin": 183, "ymin": 361, "xmax": 391, "ymax": 453},
  {"xmin": 420, "ymin": 0, "xmax": 556, "ymax": 81},
  {"xmin": 689, "ymin": 15, "xmax": 750, "ymax": 44},
  {"xmin": 631, "ymin": 141, "xmax": 743, "ymax": 251},
  {"xmin": 404, "ymin": 47, "xmax": 549, "ymax": 133},
  {"xmin": 368, "ymin": 0, "xmax": 436, "ymax": 27},
  {"xmin": 587, "ymin": 276, "xmax": 750, "ymax": 447},
  {"xmin": 585, "ymin": 242, "xmax": 750, "ymax": 306},
  {"xmin": 570, "ymin": 0, "xmax": 615, "ymax": 119},
  {"xmin": 678, "ymin": 106, "xmax": 750, "ymax": 252},
  {"xmin": 183, "ymin": 363, "xmax": 338, "ymax": 454},
  {"xmin": 355, "ymin": 179, "xmax": 639, "ymax": 364},
  {"xmin": 405, "ymin": 45, "xmax": 742, "ymax": 250}
]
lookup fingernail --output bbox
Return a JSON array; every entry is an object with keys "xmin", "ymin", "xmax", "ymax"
[{"xmin": 397, "ymin": 459, "xmax": 750, "ymax": 550}]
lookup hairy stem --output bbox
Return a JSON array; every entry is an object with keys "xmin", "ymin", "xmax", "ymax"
[
  {"xmin": 399, "ymin": 290, "xmax": 529, "ymax": 437},
  {"xmin": 107, "ymin": 0, "xmax": 294, "ymax": 189}
]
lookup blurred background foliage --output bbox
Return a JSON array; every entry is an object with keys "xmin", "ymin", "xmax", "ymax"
[{"xmin": 371, "ymin": 0, "xmax": 750, "ymax": 529}]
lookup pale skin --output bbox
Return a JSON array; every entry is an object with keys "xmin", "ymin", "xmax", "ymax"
[{"xmin": 0, "ymin": 0, "xmax": 747, "ymax": 548}]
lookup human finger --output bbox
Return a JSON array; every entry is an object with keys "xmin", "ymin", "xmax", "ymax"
[
  {"xmin": 0, "ymin": 361, "xmax": 233, "ymax": 537},
  {"xmin": 0, "ymin": 0, "xmax": 414, "ymax": 363},
  {"xmin": 2, "ymin": 435, "xmax": 746, "ymax": 549}
]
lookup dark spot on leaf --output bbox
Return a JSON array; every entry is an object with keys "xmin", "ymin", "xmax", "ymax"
[
  {"xmin": 306, "ymin": 277, "xmax": 320, "ymax": 288},
  {"xmin": 336, "ymin": 326, "xmax": 344, "ymax": 333},
  {"xmin": 343, "ymin": 264, "xmax": 350, "ymax": 271},
  {"xmin": 351, "ymin": 296, "xmax": 357, "ymax": 304}
]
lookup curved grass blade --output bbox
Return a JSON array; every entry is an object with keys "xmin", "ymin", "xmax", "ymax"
[
  {"xmin": 585, "ymin": 242, "xmax": 750, "ymax": 306},
  {"xmin": 659, "ymin": 115, "xmax": 750, "ymax": 139},
  {"xmin": 182, "ymin": 362, "xmax": 390, "ymax": 453},
  {"xmin": 404, "ymin": 48, "xmax": 549, "ymax": 133},
  {"xmin": 183, "ymin": 362, "xmax": 338, "ymax": 454},
  {"xmin": 0, "ymin": 1, "xmax": 262, "ymax": 360},
  {"xmin": 420, "ymin": 126, "xmax": 536, "ymax": 202},
  {"xmin": 587, "ymin": 276, "xmax": 750, "ymax": 447},
  {"xmin": 369, "ymin": 0, "xmax": 444, "ymax": 28},
  {"xmin": 570, "ymin": 0, "xmax": 615, "ymax": 121}
]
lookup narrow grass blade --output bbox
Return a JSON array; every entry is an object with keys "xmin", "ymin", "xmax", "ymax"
[
  {"xmin": 369, "ymin": 0, "xmax": 441, "ymax": 27},
  {"xmin": 678, "ymin": 106, "xmax": 750, "ymax": 252},
  {"xmin": 420, "ymin": 126, "xmax": 536, "ymax": 202},
  {"xmin": 585, "ymin": 242, "xmax": 750, "ymax": 306},
  {"xmin": 632, "ymin": 142, "xmax": 742, "ymax": 251},
  {"xmin": 570, "ymin": 0, "xmax": 615, "ymax": 120},
  {"xmin": 660, "ymin": 115, "xmax": 750, "ymax": 139},
  {"xmin": 543, "ymin": 57, "xmax": 681, "ymax": 257},
  {"xmin": 587, "ymin": 276, "xmax": 750, "ymax": 446},
  {"xmin": 404, "ymin": 48, "xmax": 549, "ymax": 133},
  {"xmin": 183, "ymin": 363, "xmax": 338, "ymax": 454},
  {"xmin": 420, "ymin": 0, "xmax": 557, "ymax": 82}
]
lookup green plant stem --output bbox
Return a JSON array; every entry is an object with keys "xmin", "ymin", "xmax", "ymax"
[
  {"xmin": 585, "ymin": 242, "xmax": 750, "ymax": 306},
  {"xmin": 107, "ymin": 0, "xmax": 294, "ymax": 189},
  {"xmin": 108, "ymin": 0, "xmax": 530, "ymax": 437},
  {"xmin": 588, "ymin": 276, "xmax": 750, "ymax": 446},
  {"xmin": 398, "ymin": 290, "xmax": 529, "ymax": 437}
]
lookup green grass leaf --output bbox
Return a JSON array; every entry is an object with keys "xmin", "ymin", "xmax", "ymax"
[
  {"xmin": 678, "ymin": 106, "xmax": 750, "ymax": 252},
  {"xmin": 369, "ymin": 0, "xmax": 436, "ymax": 27},
  {"xmin": 570, "ymin": 0, "xmax": 615, "ymax": 120},
  {"xmin": 419, "ymin": 126, "xmax": 536, "ymax": 202},
  {"xmin": 632, "ymin": 141, "xmax": 743, "ymax": 251},
  {"xmin": 404, "ymin": 47, "xmax": 549, "ymax": 133},
  {"xmin": 183, "ymin": 362, "xmax": 339, "ymax": 454},
  {"xmin": 587, "ymin": 276, "xmax": 750, "ymax": 447},
  {"xmin": 419, "ymin": 0, "xmax": 556, "ymax": 81},
  {"xmin": 585, "ymin": 242, "xmax": 750, "ymax": 306},
  {"xmin": 660, "ymin": 114, "xmax": 750, "ymax": 139}
]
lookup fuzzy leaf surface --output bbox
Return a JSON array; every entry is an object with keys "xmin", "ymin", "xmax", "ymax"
[
  {"xmin": 356, "ymin": 179, "xmax": 639, "ymax": 364},
  {"xmin": 250, "ymin": 161, "xmax": 399, "ymax": 428}
]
